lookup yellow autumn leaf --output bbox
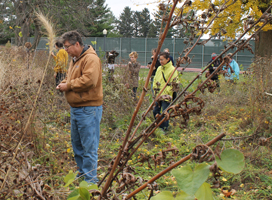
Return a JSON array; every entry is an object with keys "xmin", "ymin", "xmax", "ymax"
[
  {"xmin": 222, "ymin": 177, "xmax": 227, "ymax": 182},
  {"xmin": 67, "ymin": 148, "xmax": 71, "ymax": 153},
  {"xmin": 9, "ymin": 26, "xmax": 13, "ymax": 29}
]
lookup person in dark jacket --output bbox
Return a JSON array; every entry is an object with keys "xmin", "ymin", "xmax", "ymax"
[
  {"xmin": 106, "ymin": 50, "xmax": 119, "ymax": 82},
  {"xmin": 125, "ymin": 51, "xmax": 141, "ymax": 99},
  {"xmin": 147, "ymin": 48, "xmax": 161, "ymax": 97},
  {"xmin": 164, "ymin": 48, "xmax": 175, "ymax": 66},
  {"xmin": 207, "ymin": 53, "xmax": 221, "ymax": 88}
]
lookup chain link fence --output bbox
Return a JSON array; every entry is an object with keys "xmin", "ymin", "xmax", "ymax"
[{"xmin": 13, "ymin": 37, "xmax": 255, "ymax": 70}]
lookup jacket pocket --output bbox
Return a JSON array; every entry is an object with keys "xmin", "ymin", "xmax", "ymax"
[{"xmin": 65, "ymin": 91, "xmax": 82, "ymax": 104}]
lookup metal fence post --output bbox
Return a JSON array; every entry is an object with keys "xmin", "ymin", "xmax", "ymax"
[
  {"xmin": 173, "ymin": 37, "xmax": 175, "ymax": 64},
  {"xmin": 235, "ymin": 46, "xmax": 238, "ymax": 63},
  {"xmin": 145, "ymin": 38, "xmax": 147, "ymax": 66},
  {"xmin": 202, "ymin": 45, "xmax": 205, "ymax": 68},
  {"xmin": 95, "ymin": 37, "xmax": 97, "ymax": 51},
  {"xmin": 120, "ymin": 38, "xmax": 122, "ymax": 64}
]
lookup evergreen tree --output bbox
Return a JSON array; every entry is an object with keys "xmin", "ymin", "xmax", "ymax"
[
  {"xmin": 117, "ymin": 7, "xmax": 134, "ymax": 37},
  {"xmin": 0, "ymin": 0, "xmax": 114, "ymax": 47},
  {"xmin": 139, "ymin": 8, "xmax": 152, "ymax": 37},
  {"xmin": 152, "ymin": 7, "xmax": 175, "ymax": 38},
  {"xmin": 133, "ymin": 11, "xmax": 141, "ymax": 37},
  {"xmin": 148, "ymin": 23, "xmax": 158, "ymax": 38},
  {"xmin": 86, "ymin": 0, "xmax": 113, "ymax": 37}
]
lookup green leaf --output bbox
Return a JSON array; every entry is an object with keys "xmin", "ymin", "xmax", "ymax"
[
  {"xmin": 172, "ymin": 163, "xmax": 210, "ymax": 196},
  {"xmin": 79, "ymin": 181, "xmax": 89, "ymax": 188},
  {"xmin": 18, "ymin": 32, "xmax": 23, "ymax": 37},
  {"xmin": 195, "ymin": 182, "xmax": 214, "ymax": 200},
  {"xmin": 64, "ymin": 170, "xmax": 76, "ymax": 187},
  {"xmin": 67, "ymin": 189, "xmax": 80, "ymax": 200},
  {"xmin": 87, "ymin": 183, "xmax": 98, "ymax": 190},
  {"xmin": 216, "ymin": 149, "xmax": 245, "ymax": 174},
  {"xmin": 151, "ymin": 191, "xmax": 175, "ymax": 200},
  {"xmin": 175, "ymin": 191, "xmax": 195, "ymax": 200},
  {"xmin": 79, "ymin": 187, "xmax": 90, "ymax": 200},
  {"xmin": 78, "ymin": 181, "xmax": 98, "ymax": 191}
]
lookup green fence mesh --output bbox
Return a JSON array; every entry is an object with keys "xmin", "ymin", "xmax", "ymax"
[{"xmin": 18, "ymin": 37, "xmax": 255, "ymax": 69}]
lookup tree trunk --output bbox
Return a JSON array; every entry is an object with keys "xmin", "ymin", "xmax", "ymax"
[
  {"xmin": 30, "ymin": 19, "xmax": 41, "ymax": 50},
  {"xmin": 14, "ymin": 1, "xmax": 31, "ymax": 46},
  {"xmin": 255, "ymin": 30, "xmax": 272, "ymax": 57}
]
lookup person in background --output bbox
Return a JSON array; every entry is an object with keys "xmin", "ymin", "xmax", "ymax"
[
  {"xmin": 147, "ymin": 48, "xmax": 161, "ymax": 97},
  {"xmin": 51, "ymin": 41, "xmax": 68, "ymax": 86},
  {"xmin": 56, "ymin": 31, "xmax": 103, "ymax": 184},
  {"xmin": 164, "ymin": 48, "xmax": 175, "ymax": 66},
  {"xmin": 207, "ymin": 53, "xmax": 221, "ymax": 88},
  {"xmin": 223, "ymin": 53, "xmax": 240, "ymax": 82},
  {"xmin": 126, "ymin": 51, "xmax": 141, "ymax": 99},
  {"xmin": 106, "ymin": 50, "xmax": 119, "ymax": 82},
  {"xmin": 153, "ymin": 52, "xmax": 179, "ymax": 131}
]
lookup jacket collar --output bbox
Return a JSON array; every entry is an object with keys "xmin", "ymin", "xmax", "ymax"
[
  {"xmin": 73, "ymin": 45, "xmax": 90, "ymax": 63},
  {"xmin": 162, "ymin": 61, "xmax": 172, "ymax": 69}
]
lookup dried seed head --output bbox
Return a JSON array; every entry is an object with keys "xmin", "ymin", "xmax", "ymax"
[
  {"xmin": 221, "ymin": 28, "xmax": 227, "ymax": 34},
  {"xmin": 185, "ymin": 0, "xmax": 192, "ymax": 6},
  {"xmin": 247, "ymin": 19, "xmax": 255, "ymax": 24},
  {"xmin": 201, "ymin": 13, "xmax": 207, "ymax": 19},
  {"xmin": 159, "ymin": 3, "xmax": 166, "ymax": 11},
  {"xmin": 163, "ymin": 15, "xmax": 170, "ymax": 21}
]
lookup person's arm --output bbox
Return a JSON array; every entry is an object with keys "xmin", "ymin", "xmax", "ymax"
[
  {"xmin": 113, "ymin": 51, "xmax": 119, "ymax": 57},
  {"xmin": 233, "ymin": 61, "xmax": 240, "ymax": 79},
  {"xmin": 153, "ymin": 67, "xmax": 162, "ymax": 91},
  {"xmin": 51, "ymin": 52, "xmax": 57, "ymax": 61}
]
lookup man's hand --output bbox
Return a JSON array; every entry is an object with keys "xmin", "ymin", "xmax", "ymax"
[
  {"xmin": 54, "ymin": 72, "xmax": 57, "ymax": 78},
  {"xmin": 51, "ymin": 52, "xmax": 55, "ymax": 57},
  {"xmin": 56, "ymin": 83, "xmax": 68, "ymax": 92}
]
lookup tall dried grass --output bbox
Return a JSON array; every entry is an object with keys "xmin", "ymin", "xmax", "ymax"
[
  {"xmin": 0, "ymin": 56, "xmax": 6, "ymax": 89},
  {"xmin": 0, "ymin": 12, "xmax": 58, "ymax": 192}
]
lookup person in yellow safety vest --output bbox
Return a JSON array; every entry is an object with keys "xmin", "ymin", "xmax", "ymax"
[
  {"xmin": 51, "ymin": 41, "xmax": 68, "ymax": 86},
  {"xmin": 153, "ymin": 51, "xmax": 179, "ymax": 131}
]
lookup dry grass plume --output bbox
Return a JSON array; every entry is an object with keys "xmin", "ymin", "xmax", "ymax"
[{"xmin": 35, "ymin": 12, "xmax": 56, "ymax": 53}]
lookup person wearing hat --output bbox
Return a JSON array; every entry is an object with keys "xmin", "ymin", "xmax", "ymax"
[
  {"xmin": 207, "ymin": 53, "xmax": 221, "ymax": 88},
  {"xmin": 223, "ymin": 53, "xmax": 240, "ymax": 82}
]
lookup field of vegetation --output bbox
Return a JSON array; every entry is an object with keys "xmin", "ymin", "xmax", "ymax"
[{"xmin": 0, "ymin": 44, "xmax": 272, "ymax": 199}]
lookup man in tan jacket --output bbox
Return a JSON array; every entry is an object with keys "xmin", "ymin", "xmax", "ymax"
[{"xmin": 56, "ymin": 31, "xmax": 103, "ymax": 184}]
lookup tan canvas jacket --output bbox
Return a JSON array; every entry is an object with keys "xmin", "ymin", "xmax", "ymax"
[{"xmin": 62, "ymin": 46, "xmax": 103, "ymax": 107}]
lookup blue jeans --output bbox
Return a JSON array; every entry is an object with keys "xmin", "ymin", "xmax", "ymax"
[
  {"xmin": 153, "ymin": 101, "xmax": 170, "ymax": 130},
  {"xmin": 70, "ymin": 105, "xmax": 103, "ymax": 183}
]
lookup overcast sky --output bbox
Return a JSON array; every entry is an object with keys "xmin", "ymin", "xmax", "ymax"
[{"xmin": 105, "ymin": 0, "xmax": 158, "ymax": 19}]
